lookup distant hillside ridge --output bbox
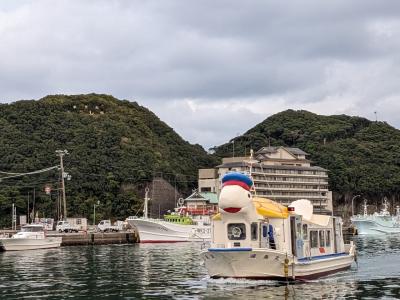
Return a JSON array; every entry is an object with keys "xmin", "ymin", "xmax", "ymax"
[
  {"xmin": 214, "ymin": 109, "xmax": 400, "ymax": 211},
  {"xmin": 0, "ymin": 94, "xmax": 217, "ymax": 226}
]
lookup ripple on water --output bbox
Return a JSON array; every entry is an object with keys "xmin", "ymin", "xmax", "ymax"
[{"xmin": 1, "ymin": 235, "xmax": 400, "ymax": 299}]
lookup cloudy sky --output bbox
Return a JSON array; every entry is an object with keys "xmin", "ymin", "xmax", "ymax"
[{"xmin": 1, "ymin": 1, "xmax": 400, "ymax": 149}]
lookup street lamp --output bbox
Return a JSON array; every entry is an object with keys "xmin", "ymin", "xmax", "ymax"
[
  {"xmin": 351, "ymin": 195, "xmax": 361, "ymax": 217},
  {"xmin": 93, "ymin": 200, "xmax": 100, "ymax": 225}
]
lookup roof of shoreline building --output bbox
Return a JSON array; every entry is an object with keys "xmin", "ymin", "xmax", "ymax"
[
  {"xmin": 184, "ymin": 191, "xmax": 219, "ymax": 204},
  {"xmin": 256, "ymin": 146, "xmax": 309, "ymax": 156},
  {"xmin": 217, "ymin": 161, "xmax": 327, "ymax": 172}
]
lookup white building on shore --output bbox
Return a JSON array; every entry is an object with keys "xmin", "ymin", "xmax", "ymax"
[{"xmin": 199, "ymin": 146, "xmax": 332, "ymax": 212}]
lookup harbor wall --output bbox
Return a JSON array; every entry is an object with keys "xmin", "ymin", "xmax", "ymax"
[{"xmin": 47, "ymin": 231, "xmax": 139, "ymax": 246}]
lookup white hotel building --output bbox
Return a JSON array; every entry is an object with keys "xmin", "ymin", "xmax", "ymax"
[{"xmin": 199, "ymin": 146, "xmax": 333, "ymax": 212}]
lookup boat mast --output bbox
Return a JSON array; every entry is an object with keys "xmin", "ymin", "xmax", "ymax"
[
  {"xmin": 363, "ymin": 199, "xmax": 368, "ymax": 216},
  {"xmin": 382, "ymin": 197, "xmax": 389, "ymax": 214},
  {"xmin": 143, "ymin": 187, "xmax": 150, "ymax": 219}
]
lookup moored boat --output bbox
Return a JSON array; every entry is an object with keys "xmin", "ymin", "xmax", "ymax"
[
  {"xmin": 0, "ymin": 224, "xmax": 62, "ymax": 251},
  {"xmin": 126, "ymin": 189, "xmax": 213, "ymax": 243},
  {"xmin": 351, "ymin": 199, "xmax": 400, "ymax": 234},
  {"xmin": 201, "ymin": 172, "xmax": 355, "ymax": 280}
]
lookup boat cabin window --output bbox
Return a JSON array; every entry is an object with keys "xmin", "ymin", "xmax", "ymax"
[
  {"xmin": 310, "ymin": 230, "xmax": 318, "ymax": 248},
  {"xmin": 22, "ymin": 226, "xmax": 43, "ymax": 232},
  {"xmin": 251, "ymin": 223, "xmax": 258, "ymax": 241},
  {"xmin": 296, "ymin": 222, "xmax": 302, "ymax": 238},
  {"xmin": 262, "ymin": 225, "xmax": 268, "ymax": 238},
  {"xmin": 319, "ymin": 230, "xmax": 325, "ymax": 247},
  {"xmin": 326, "ymin": 230, "xmax": 331, "ymax": 247},
  {"xmin": 302, "ymin": 224, "xmax": 308, "ymax": 240},
  {"xmin": 227, "ymin": 223, "xmax": 246, "ymax": 240}
]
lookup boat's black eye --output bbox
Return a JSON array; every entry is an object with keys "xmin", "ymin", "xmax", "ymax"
[{"xmin": 248, "ymin": 193, "xmax": 251, "ymax": 198}]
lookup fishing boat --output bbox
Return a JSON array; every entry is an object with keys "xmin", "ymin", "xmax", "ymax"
[
  {"xmin": 201, "ymin": 172, "xmax": 356, "ymax": 280},
  {"xmin": 126, "ymin": 189, "xmax": 214, "ymax": 243},
  {"xmin": 351, "ymin": 199, "xmax": 400, "ymax": 234},
  {"xmin": 0, "ymin": 224, "xmax": 62, "ymax": 251}
]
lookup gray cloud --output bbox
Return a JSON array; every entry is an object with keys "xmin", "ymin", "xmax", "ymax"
[{"xmin": 1, "ymin": 0, "xmax": 400, "ymax": 148}]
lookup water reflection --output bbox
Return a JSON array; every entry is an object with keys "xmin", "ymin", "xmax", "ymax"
[{"xmin": 0, "ymin": 235, "xmax": 400, "ymax": 299}]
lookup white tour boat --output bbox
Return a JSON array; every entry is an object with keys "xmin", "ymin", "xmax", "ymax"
[
  {"xmin": 126, "ymin": 189, "xmax": 213, "ymax": 243},
  {"xmin": 0, "ymin": 224, "xmax": 62, "ymax": 251},
  {"xmin": 201, "ymin": 172, "xmax": 356, "ymax": 280},
  {"xmin": 351, "ymin": 199, "xmax": 400, "ymax": 234}
]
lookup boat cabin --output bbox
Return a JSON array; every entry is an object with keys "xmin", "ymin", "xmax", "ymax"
[
  {"xmin": 212, "ymin": 199, "xmax": 345, "ymax": 259},
  {"xmin": 21, "ymin": 224, "xmax": 45, "ymax": 232}
]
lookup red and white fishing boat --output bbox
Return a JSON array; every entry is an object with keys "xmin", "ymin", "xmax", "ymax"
[{"xmin": 126, "ymin": 189, "xmax": 218, "ymax": 243}]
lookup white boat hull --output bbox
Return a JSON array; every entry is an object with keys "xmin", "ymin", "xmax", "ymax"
[
  {"xmin": 127, "ymin": 218, "xmax": 211, "ymax": 243},
  {"xmin": 0, "ymin": 237, "xmax": 62, "ymax": 251},
  {"xmin": 201, "ymin": 247, "xmax": 355, "ymax": 280},
  {"xmin": 351, "ymin": 219, "xmax": 400, "ymax": 235}
]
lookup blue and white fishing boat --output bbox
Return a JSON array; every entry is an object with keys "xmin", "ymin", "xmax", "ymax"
[
  {"xmin": 351, "ymin": 199, "xmax": 400, "ymax": 234},
  {"xmin": 201, "ymin": 172, "xmax": 356, "ymax": 280}
]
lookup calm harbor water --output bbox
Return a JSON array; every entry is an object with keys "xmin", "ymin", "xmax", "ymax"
[{"xmin": 1, "ymin": 236, "xmax": 400, "ymax": 299}]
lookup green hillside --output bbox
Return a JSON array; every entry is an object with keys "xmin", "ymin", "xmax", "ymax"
[
  {"xmin": 0, "ymin": 94, "xmax": 217, "ymax": 226},
  {"xmin": 214, "ymin": 110, "xmax": 400, "ymax": 208}
]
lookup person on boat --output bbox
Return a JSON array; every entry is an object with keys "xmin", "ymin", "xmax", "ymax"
[{"xmin": 268, "ymin": 224, "xmax": 276, "ymax": 250}]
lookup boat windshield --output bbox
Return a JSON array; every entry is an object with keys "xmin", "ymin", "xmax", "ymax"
[{"xmin": 21, "ymin": 226, "xmax": 43, "ymax": 232}]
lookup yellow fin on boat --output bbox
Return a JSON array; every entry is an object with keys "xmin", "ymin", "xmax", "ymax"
[
  {"xmin": 252, "ymin": 197, "xmax": 289, "ymax": 219},
  {"xmin": 212, "ymin": 213, "xmax": 222, "ymax": 221}
]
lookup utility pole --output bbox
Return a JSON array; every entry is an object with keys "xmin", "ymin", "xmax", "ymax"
[
  {"xmin": 56, "ymin": 150, "xmax": 69, "ymax": 220},
  {"xmin": 33, "ymin": 187, "xmax": 36, "ymax": 222}
]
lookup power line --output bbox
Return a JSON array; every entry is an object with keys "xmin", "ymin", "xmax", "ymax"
[{"xmin": 0, "ymin": 166, "xmax": 59, "ymax": 181}]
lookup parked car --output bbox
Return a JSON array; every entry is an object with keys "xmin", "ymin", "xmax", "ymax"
[
  {"xmin": 56, "ymin": 221, "xmax": 79, "ymax": 233},
  {"xmin": 97, "ymin": 220, "xmax": 124, "ymax": 232}
]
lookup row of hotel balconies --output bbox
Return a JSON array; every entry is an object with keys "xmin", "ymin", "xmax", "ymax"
[
  {"xmin": 254, "ymin": 192, "xmax": 328, "ymax": 199},
  {"xmin": 250, "ymin": 169, "xmax": 328, "ymax": 176},
  {"xmin": 250, "ymin": 171, "xmax": 328, "ymax": 178},
  {"xmin": 254, "ymin": 186, "xmax": 329, "ymax": 192},
  {"xmin": 253, "ymin": 177, "xmax": 329, "ymax": 185}
]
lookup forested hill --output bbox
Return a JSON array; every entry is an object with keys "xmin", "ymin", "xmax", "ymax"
[
  {"xmin": 214, "ymin": 110, "xmax": 400, "ymax": 206},
  {"xmin": 0, "ymin": 94, "xmax": 217, "ymax": 226}
]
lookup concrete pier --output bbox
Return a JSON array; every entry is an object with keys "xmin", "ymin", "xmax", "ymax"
[
  {"xmin": 47, "ymin": 231, "xmax": 139, "ymax": 246},
  {"xmin": 1, "ymin": 230, "xmax": 139, "ymax": 245}
]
